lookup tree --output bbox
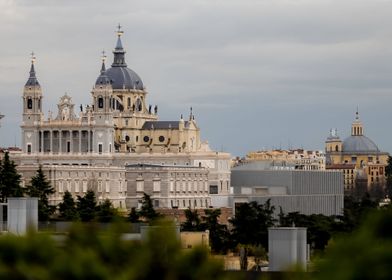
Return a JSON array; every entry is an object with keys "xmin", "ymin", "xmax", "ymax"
[
  {"xmin": 201, "ymin": 208, "xmax": 229, "ymax": 253},
  {"xmin": 96, "ymin": 199, "xmax": 119, "ymax": 222},
  {"xmin": 230, "ymin": 200, "xmax": 277, "ymax": 249},
  {"xmin": 181, "ymin": 208, "xmax": 202, "ymax": 231},
  {"xmin": 58, "ymin": 191, "xmax": 78, "ymax": 221},
  {"xmin": 138, "ymin": 192, "xmax": 159, "ymax": 222},
  {"xmin": 316, "ymin": 206, "xmax": 392, "ymax": 280},
  {"xmin": 77, "ymin": 190, "xmax": 97, "ymax": 222},
  {"xmin": 25, "ymin": 165, "xmax": 55, "ymax": 221},
  {"xmin": 128, "ymin": 207, "xmax": 140, "ymax": 223},
  {"xmin": 385, "ymin": 156, "xmax": 392, "ymax": 198},
  {"xmin": 0, "ymin": 152, "xmax": 23, "ymax": 202}
]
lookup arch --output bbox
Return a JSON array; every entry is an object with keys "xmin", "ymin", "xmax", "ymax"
[
  {"xmin": 27, "ymin": 98, "xmax": 33, "ymax": 109},
  {"xmin": 98, "ymin": 96, "xmax": 104, "ymax": 108}
]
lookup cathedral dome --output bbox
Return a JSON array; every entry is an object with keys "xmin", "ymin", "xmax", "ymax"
[
  {"xmin": 105, "ymin": 67, "xmax": 143, "ymax": 90},
  {"xmin": 97, "ymin": 28, "xmax": 144, "ymax": 90},
  {"xmin": 342, "ymin": 135, "xmax": 379, "ymax": 154}
]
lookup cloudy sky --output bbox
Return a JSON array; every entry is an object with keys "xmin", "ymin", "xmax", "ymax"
[{"xmin": 1, "ymin": 0, "xmax": 392, "ymax": 156}]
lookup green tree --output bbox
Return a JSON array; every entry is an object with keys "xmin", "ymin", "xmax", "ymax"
[
  {"xmin": 230, "ymin": 200, "xmax": 277, "ymax": 249},
  {"xmin": 58, "ymin": 191, "xmax": 78, "ymax": 221},
  {"xmin": 201, "ymin": 209, "xmax": 229, "ymax": 253},
  {"xmin": 139, "ymin": 192, "xmax": 159, "ymax": 222},
  {"xmin": 128, "ymin": 207, "xmax": 140, "ymax": 223},
  {"xmin": 316, "ymin": 205, "xmax": 392, "ymax": 280},
  {"xmin": 0, "ymin": 152, "xmax": 23, "ymax": 202},
  {"xmin": 385, "ymin": 155, "xmax": 392, "ymax": 198},
  {"xmin": 181, "ymin": 208, "xmax": 202, "ymax": 231},
  {"xmin": 76, "ymin": 190, "xmax": 97, "ymax": 222},
  {"xmin": 25, "ymin": 165, "xmax": 55, "ymax": 221},
  {"xmin": 97, "ymin": 199, "xmax": 119, "ymax": 222}
]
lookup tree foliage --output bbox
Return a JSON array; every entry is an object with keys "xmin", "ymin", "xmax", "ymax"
[
  {"xmin": 25, "ymin": 165, "xmax": 55, "ymax": 221},
  {"xmin": 230, "ymin": 200, "xmax": 277, "ymax": 249},
  {"xmin": 181, "ymin": 208, "xmax": 202, "ymax": 231},
  {"xmin": 96, "ymin": 199, "xmax": 119, "ymax": 222},
  {"xmin": 58, "ymin": 191, "xmax": 78, "ymax": 221},
  {"xmin": 0, "ymin": 221, "xmax": 226, "ymax": 280},
  {"xmin": 76, "ymin": 190, "xmax": 97, "ymax": 222},
  {"xmin": 315, "ymin": 205, "xmax": 392, "ymax": 280},
  {"xmin": 0, "ymin": 152, "xmax": 23, "ymax": 202},
  {"xmin": 128, "ymin": 207, "xmax": 140, "ymax": 223},
  {"xmin": 138, "ymin": 192, "xmax": 160, "ymax": 222}
]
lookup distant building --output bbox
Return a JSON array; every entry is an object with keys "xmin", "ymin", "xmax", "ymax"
[
  {"xmin": 245, "ymin": 149, "xmax": 325, "ymax": 171},
  {"xmin": 325, "ymin": 111, "xmax": 389, "ymax": 196},
  {"xmin": 230, "ymin": 165, "xmax": 344, "ymax": 216}
]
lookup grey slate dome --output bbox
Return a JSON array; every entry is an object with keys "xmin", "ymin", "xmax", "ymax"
[
  {"xmin": 342, "ymin": 135, "xmax": 379, "ymax": 153},
  {"xmin": 98, "ymin": 33, "xmax": 144, "ymax": 90},
  {"xmin": 105, "ymin": 67, "xmax": 143, "ymax": 90}
]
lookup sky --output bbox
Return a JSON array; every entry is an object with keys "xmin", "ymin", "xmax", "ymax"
[{"xmin": 1, "ymin": 0, "xmax": 392, "ymax": 157}]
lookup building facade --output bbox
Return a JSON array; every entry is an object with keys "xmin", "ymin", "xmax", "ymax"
[
  {"xmin": 15, "ymin": 28, "xmax": 231, "ymax": 209},
  {"xmin": 230, "ymin": 168, "xmax": 344, "ymax": 216}
]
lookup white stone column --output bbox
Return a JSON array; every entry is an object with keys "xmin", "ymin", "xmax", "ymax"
[
  {"xmin": 40, "ymin": 131, "xmax": 44, "ymax": 153},
  {"xmin": 59, "ymin": 130, "xmax": 62, "ymax": 154},
  {"xmin": 69, "ymin": 130, "xmax": 73, "ymax": 153},
  {"xmin": 50, "ymin": 130, "xmax": 53, "ymax": 154},
  {"xmin": 79, "ymin": 130, "xmax": 82, "ymax": 154}
]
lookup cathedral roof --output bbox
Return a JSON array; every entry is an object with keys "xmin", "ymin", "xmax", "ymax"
[
  {"xmin": 98, "ymin": 28, "xmax": 144, "ymax": 90},
  {"xmin": 342, "ymin": 135, "xmax": 380, "ymax": 154},
  {"xmin": 142, "ymin": 121, "xmax": 190, "ymax": 130}
]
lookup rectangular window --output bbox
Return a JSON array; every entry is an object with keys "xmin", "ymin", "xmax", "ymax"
[
  {"xmin": 154, "ymin": 200, "xmax": 159, "ymax": 208},
  {"xmin": 170, "ymin": 180, "xmax": 174, "ymax": 192},
  {"xmin": 106, "ymin": 181, "xmax": 110, "ymax": 193},
  {"xmin": 209, "ymin": 185, "xmax": 218, "ymax": 194},
  {"xmin": 67, "ymin": 141, "xmax": 71, "ymax": 153},
  {"xmin": 136, "ymin": 180, "xmax": 144, "ymax": 192},
  {"xmin": 58, "ymin": 181, "xmax": 63, "ymax": 193},
  {"xmin": 153, "ymin": 180, "xmax": 161, "ymax": 192},
  {"xmin": 98, "ymin": 144, "xmax": 103, "ymax": 154},
  {"xmin": 98, "ymin": 181, "xmax": 103, "ymax": 192},
  {"xmin": 75, "ymin": 181, "xmax": 80, "ymax": 193},
  {"xmin": 83, "ymin": 181, "xmax": 87, "ymax": 193},
  {"xmin": 27, "ymin": 144, "xmax": 32, "ymax": 154}
]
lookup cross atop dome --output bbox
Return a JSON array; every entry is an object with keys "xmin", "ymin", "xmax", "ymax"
[{"xmin": 116, "ymin": 24, "xmax": 124, "ymax": 37}]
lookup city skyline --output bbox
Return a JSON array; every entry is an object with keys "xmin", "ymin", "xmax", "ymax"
[{"xmin": 1, "ymin": 0, "xmax": 392, "ymax": 156}]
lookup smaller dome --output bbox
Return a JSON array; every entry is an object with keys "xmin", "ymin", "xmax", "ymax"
[{"xmin": 342, "ymin": 135, "xmax": 379, "ymax": 153}]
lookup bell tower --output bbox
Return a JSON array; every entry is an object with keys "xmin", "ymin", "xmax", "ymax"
[
  {"xmin": 351, "ymin": 109, "xmax": 364, "ymax": 136},
  {"xmin": 91, "ymin": 52, "xmax": 115, "ymax": 154},
  {"xmin": 23, "ymin": 52, "xmax": 43, "ymax": 124},
  {"xmin": 21, "ymin": 53, "xmax": 43, "ymax": 154}
]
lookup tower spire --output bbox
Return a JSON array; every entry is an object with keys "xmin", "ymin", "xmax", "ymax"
[
  {"xmin": 25, "ymin": 52, "xmax": 40, "ymax": 87},
  {"xmin": 112, "ymin": 24, "xmax": 127, "ymax": 67},
  {"xmin": 95, "ymin": 51, "xmax": 110, "ymax": 85},
  {"xmin": 100, "ymin": 50, "xmax": 107, "ymax": 74}
]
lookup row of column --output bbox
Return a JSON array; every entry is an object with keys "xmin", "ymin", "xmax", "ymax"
[{"xmin": 39, "ymin": 130, "xmax": 94, "ymax": 154}]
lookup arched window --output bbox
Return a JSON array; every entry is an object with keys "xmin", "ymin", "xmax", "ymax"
[
  {"xmin": 98, "ymin": 97, "xmax": 104, "ymax": 109},
  {"xmin": 127, "ymin": 97, "xmax": 131, "ymax": 108},
  {"xmin": 335, "ymin": 145, "xmax": 339, "ymax": 152},
  {"xmin": 27, "ymin": 98, "xmax": 33, "ymax": 109}
]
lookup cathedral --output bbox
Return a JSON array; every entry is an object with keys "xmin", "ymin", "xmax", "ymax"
[
  {"xmin": 325, "ymin": 111, "xmax": 389, "ymax": 196},
  {"xmin": 18, "ymin": 27, "xmax": 231, "ymax": 210}
]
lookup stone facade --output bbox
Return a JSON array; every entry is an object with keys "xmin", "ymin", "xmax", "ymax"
[{"xmin": 15, "ymin": 29, "xmax": 231, "ymax": 210}]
